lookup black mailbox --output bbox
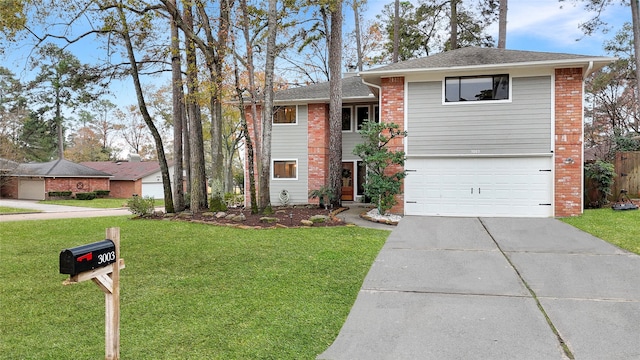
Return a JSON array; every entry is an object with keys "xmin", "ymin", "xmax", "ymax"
[{"xmin": 60, "ymin": 240, "xmax": 116, "ymax": 276}]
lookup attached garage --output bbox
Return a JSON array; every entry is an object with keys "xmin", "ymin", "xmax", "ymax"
[
  {"xmin": 404, "ymin": 157, "xmax": 553, "ymax": 217},
  {"xmin": 18, "ymin": 179, "xmax": 45, "ymax": 200}
]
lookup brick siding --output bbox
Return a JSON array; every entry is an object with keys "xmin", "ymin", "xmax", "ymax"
[
  {"xmin": 307, "ymin": 103, "xmax": 329, "ymax": 204},
  {"xmin": 380, "ymin": 77, "xmax": 405, "ymax": 215},
  {"xmin": 554, "ymin": 68, "xmax": 584, "ymax": 217}
]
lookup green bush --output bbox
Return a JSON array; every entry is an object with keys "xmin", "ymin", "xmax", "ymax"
[
  {"xmin": 75, "ymin": 192, "xmax": 97, "ymax": 200},
  {"xmin": 126, "ymin": 195, "xmax": 156, "ymax": 216},
  {"xmin": 95, "ymin": 190, "xmax": 110, "ymax": 197},
  {"xmin": 584, "ymin": 160, "xmax": 616, "ymax": 208},
  {"xmin": 48, "ymin": 191, "xmax": 72, "ymax": 197},
  {"xmin": 209, "ymin": 195, "xmax": 228, "ymax": 212}
]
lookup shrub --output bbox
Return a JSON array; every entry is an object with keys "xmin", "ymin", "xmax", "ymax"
[
  {"xmin": 75, "ymin": 192, "xmax": 97, "ymax": 200},
  {"xmin": 48, "ymin": 191, "xmax": 72, "ymax": 197},
  {"xmin": 127, "ymin": 195, "xmax": 156, "ymax": 216},
  {"xmin": 209, "ymin": 195, "xmax": 228, "ymax": 212},
  {"xmin": 95, "ymin": 190, "xmax": 110, "ymax": 197},
  {"xmin": 353, "ymin": 120, "xmax": 408, "ymax": 215},
  {"xmin": 584, "ymin": 160, "xmax": 616, "ymax": 208},
  {"xmin": 309, "ymin": 185, "xmax": 336, "ymax": 209}
]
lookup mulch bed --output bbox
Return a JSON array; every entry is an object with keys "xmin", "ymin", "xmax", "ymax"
[{"xmin": 146, "ymin": 205, "xmax": 348, "ymax": 229}]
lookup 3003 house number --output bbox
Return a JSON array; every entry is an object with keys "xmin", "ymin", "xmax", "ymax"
[{"xmin": 98, "ymin": 251, "xmax": 116, "ymax": 264}]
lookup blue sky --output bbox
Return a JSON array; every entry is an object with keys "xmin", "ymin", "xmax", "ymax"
[{"xmin": 363, "ymin": 0, "xmax": 630, "ymax": 56}]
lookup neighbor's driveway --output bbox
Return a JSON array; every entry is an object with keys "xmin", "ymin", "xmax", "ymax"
[
  {"xmin": 0, "ymin": 199, "xmax": 130, "ymax": 222},
  {"xmin": 318, "ymin": 216, "xmax": 640, "ymax": 360}
]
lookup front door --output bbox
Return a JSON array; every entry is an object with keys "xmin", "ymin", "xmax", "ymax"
[{"xmin": 341, "ymin": 162, "xmax": 354, "ymax": 201}]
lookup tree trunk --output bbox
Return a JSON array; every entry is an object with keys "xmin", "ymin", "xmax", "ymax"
[
  {"xmin": 239, "ymin": 0, "xmax": 259, "ymax": 214},
  {"xmin": 393, "ymin": 0, "xmax": 399, "ymax": 63},
  {"xmin": 116, "ymin": 3, "xmax": 174, "ymax": 213},
  {"xmin": 184, "ymin": 3, "xmax": 207, "ymax": 212},
  {"xmin": 170, "ymin": 0, "xmax": 185, "ymax": 212},
  {"xmin": 353, "ymin": 0, "xmax": 363, "ymax": 71},
  {"xmin": 631, "ymin": 0, "xmax": 640, "ymax": 109},
  {"xmin": 55, "ymin": 86, "xmax": 64, "ymax": 159},
  {"xmin": 498, "ymin": 0, "xmax": 507, "ymax": 49},
  {"xmin": 260, "ymin": 0, "xmax": 278, "ymax": 212},
  {"xmin": 328, "ymin": 1, "xmax": 343, "ymax": 206},
  {"xmin": 450, "ymin": 0, "xmax": 458, "ymax": 50}
]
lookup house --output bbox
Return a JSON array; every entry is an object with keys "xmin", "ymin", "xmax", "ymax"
[
  {"xmin": 1, "ymin": 159, "xmax": 112, "ymax": 200},
  {"xmin": 81, "ymin": 159, "xmax": 176, "ymax": 199},
  {"xmin": 245, "ymin": 47, "xmax": 615, "ymax": 217}
]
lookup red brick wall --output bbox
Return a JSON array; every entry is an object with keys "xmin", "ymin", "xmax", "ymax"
[
  {"xmin": 1, "ymin": 177, "xmax": 18, "ymax": 198},
  {"xmin": 45, "ymin": 177, "xmax": 110, "ymax": 197},
  {"xmin": 308, "ymin": 103, "xmax": 329, "ymax": 204},
  {"xmin": 380, "ymin": 77, "xmax": 405, "ymax": 215},
  {"xmin": 108, "ymin": 180, "xmax": 140, "ymax": 198},
  {"xmin": 555, "ymin": 68, "xmax": 584, "ymax": 217}
]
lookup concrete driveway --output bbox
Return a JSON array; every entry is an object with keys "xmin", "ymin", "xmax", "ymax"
[
  {"xmin": 318, "ymin": 216, "xmax": 640, "ymax": 360},
  {"xmin": 0, "ymin": 199, "xmax": 131, "ymax": 221}
]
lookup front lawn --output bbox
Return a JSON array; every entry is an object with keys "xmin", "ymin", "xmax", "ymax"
[
  {"xmin": 0, "ymin": 206, "xmax": 40, "ymax": 214},
  {"xmin": 561, "ymin": 208, "xmax": 640, "ymax": 255},
  {"xmin": 40, "ymin": 198, "xmax": 141, "ymax": 208},
  {"xmin": 0, "ymin": 217, "xmax": 388, "ymax": 359}
]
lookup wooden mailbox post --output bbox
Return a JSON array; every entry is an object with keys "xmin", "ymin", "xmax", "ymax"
[{"xmin": 61, "ymin": 227, "xmax": 125, "ymax": 360}]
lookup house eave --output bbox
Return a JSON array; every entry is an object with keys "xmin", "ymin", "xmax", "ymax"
[
  {"xmin": 273, "ymin": 94, "xmax": 377, "ymax": 105},
  {"xmin": 359, "ymin": 57, "xmax": 616, "ymax": 84}
]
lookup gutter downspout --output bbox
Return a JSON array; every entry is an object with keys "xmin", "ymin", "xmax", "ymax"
[
  {"xmin": 360, "ymin": 77, "xmax": 382, "ymax": 120},
  {"xmin": 584, "ymin": 61, "xmax": 594, "ymax": 79}
]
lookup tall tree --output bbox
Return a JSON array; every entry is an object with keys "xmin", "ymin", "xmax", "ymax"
[
  {"xmin": 328, "ymin": 0, "xmax": 343, "ymax": 206},
  {"xmin": 450, "ymin": 0, "xmax": 459, "ymax": 49},
  {"xmin": 351, "ymin": 0, "xmax": 365, "ymax": 71},
  {"xmin": 0, "ymin": 67, "xmax": 27, "ymax": 161},
  {"xmin": 28, "ymin": 44, "xmax": 99, "ymax": 159},
  {"xmin": 114, "ymin": 2, "xmax": 175, "ymax": 213},
  {"xmin": 498, "ymin": 0, "xmax": 508, "ymax": 48},
  {"xmin": 393, "ymin": 0, "xmax": 399, "ymax": 63},
  {"xmin": 561, "ymin": 0, "xmax": 640, "ymax": 105},
  {"xmin": 169, "ymin": 0, "xmax": 185, "ymax": 212},
  {"xmin": 259, "ymin": 0, "xmax": 278, "ymax": 212}
]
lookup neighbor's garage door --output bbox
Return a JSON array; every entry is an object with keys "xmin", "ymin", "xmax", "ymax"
[
  {"xmin": 142, "ymin": 183, "xmax": 164, "ymax": 199},
  {"xmin": 404, "ymin": 157, "xmax": 553, "ymax": 217},
  {"xmin": 18, "ymin": 179, "xmax": 45, "ymax": 200}
]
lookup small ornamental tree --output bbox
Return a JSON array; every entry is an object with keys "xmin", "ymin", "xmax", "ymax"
[{"xmin": 353, "ymin": 120, "xmax": 408, "ymax": 214}]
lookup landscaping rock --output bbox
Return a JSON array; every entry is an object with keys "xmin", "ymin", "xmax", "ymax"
[
  {"xmin": 260, "ymin": 217, "xmax": 279, "ymax": 223},
  {"xmin": 232, "ymin": 213, "xmax": 246, "ymax": 222},
  {"xmin": 215, "ymin": 211, "xmax": 227, "ymax": 219},
  {"xmin": 202, "ymin": 212, "xmax": 215, "ymax": 218},
  {"xmin": 309, "ymin": 214, "xmax": 329, "ymax": 223},
  {"xmin": 300, "ymin": 219, "xmax": 314, "ymax": 226}
]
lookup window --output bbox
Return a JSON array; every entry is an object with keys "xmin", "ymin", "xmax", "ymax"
[
  {"xmin": 356, "ymin": 106, "xmax": 370, "ymax": 130},
  {"xmin": 273, "ymin": 160, "xmax": 297, "ymax": 179},
  {"xmin": 273, "ymin": 106, "xmax": 297, "ymax": 124},
  {"xmin": 373, "ymin": 105, "xmax": 379, "ymax": 123},
  {"xmin": 342, "ymin": 107, "xmax": 352, "ymax": 131},
  {"xmin": 445, "ymin": 75, "xmax": 509, "ymax": 102}
]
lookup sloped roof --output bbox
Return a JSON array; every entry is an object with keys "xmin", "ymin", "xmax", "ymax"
[
  {"xmin": 273, "ymin": 75, "xmax": 375, "ymax": 103},
  {"xmin": 360, "ymin": 47, "xmax": 615, "ymax": 82},
  {"xmin": 81, "ymin": 161, "xmax": 165, "ymax": 181},
  {"xmin": 11, "ymin": 159, "xmax": 112, "ymax": 178},
  {"xmin": 0, "ymin": 158, "xmax": 19, "ymax": 172}
]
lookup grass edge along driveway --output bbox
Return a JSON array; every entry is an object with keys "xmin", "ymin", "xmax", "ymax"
[
  {"xmin": 0, "ymin": 216, "xmax": 389, "ymax": 359},
  {"xmin": 560, "ymin": 208, "xmax": 640, "ymax": 255}
]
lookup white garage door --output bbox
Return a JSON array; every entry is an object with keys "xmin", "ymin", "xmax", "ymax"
[
  {"xmin": 142, "ymin": 183, "xmax": 164, "ymax": 199},
  {"xmin": 18, "ymin": 179, "xmax": 45, "ymax": 200},
  {"xmin": 404, "ymin": 157, "xmax": 553, "ymax": 217}
]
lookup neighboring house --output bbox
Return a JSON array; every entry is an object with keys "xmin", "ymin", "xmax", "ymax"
[
  {"xmin": 81, "ymin": 159, "xmax": 176, "ymax": 199},
  {"xmin": 245, "ymin": 47, "xmax": 614, "ymax": 217},
  {"xmin": 1, "ymin": 159, "xmax": 112, "ymax": 200}
]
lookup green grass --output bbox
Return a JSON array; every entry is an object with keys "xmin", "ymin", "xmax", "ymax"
[
  {"xmin": 561, "ymin": 208, "xmax": 640, "ymax": 255},
  {"xmin": 0, "ymin": 206, "xmax": 40, "ymax": 214},
  {"xmin": 39, "ymin": 198, "xmax": 167, "ymax": 209},
  {"xmin": 0, "ymin": 217, "xmax": 388, "ymax": 359}
]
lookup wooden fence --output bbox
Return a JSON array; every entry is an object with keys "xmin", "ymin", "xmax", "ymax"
[{"xmin": 613, "ymin": 151, "xmax": 640, "ymax": 199}]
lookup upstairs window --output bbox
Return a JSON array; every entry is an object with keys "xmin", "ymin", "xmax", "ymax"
[
  {"xmin": 445, "ymin": 75, "xmax": 509, "ymax": 102},
  {"xmin": 273, "ymin": 105, "xmax": 297, "ymax": 124},
  {"xmin": 342, "ymin": 107, "xmax": 352, "ymax": 131},
  {"xmin": 356, "ymin": 106, "xmax": 370, "ymax": 130}
]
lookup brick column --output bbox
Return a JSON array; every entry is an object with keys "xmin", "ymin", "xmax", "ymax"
[
  {"xmin": 308, "ymin": 104, "xmax": 330, "ymax": 204},
  {"xmin": 381, "ymin": 77, "xmax": 405, "ymax": 215},
  {"xmin": 555, "ymin": 68, "xmax": 584, "ymax": 217}
]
